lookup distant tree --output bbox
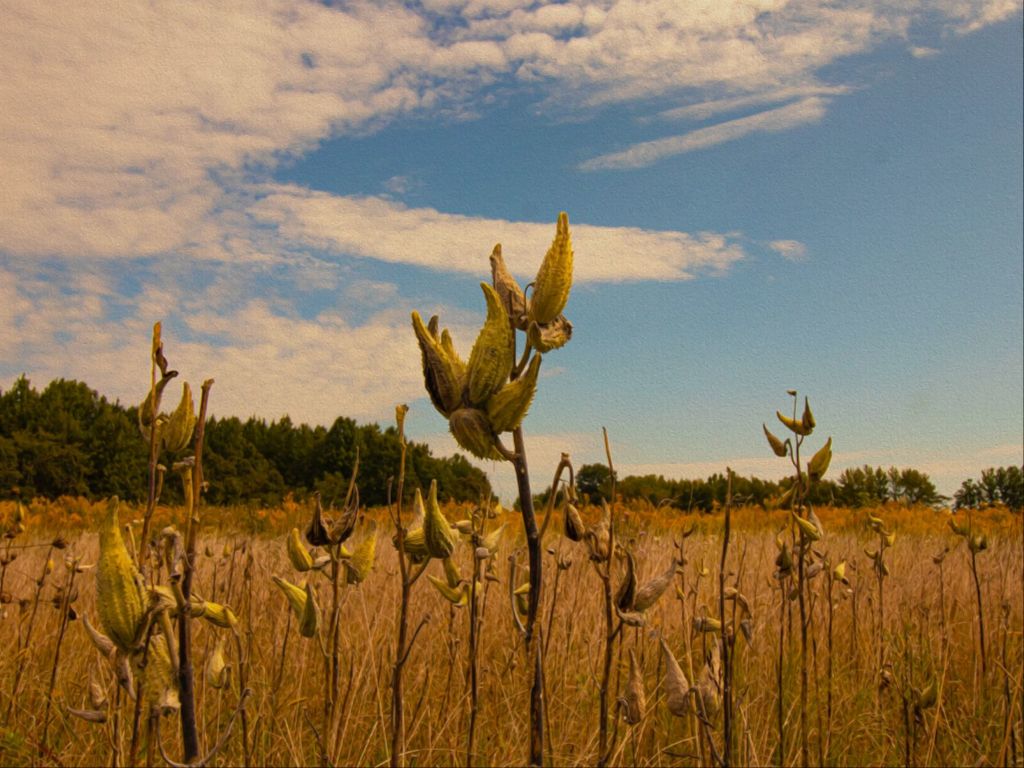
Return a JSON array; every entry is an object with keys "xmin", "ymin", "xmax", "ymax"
[
  {"xmin": 955, "ymin": 466, "xmax": 1024, "ymax": 510},
  {"xmin": 576, "ymin": 463, "xmax": 615, "ymax": 503}
]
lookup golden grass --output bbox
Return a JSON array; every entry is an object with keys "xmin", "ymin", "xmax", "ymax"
[{"xmin": 0, "ymin": 502, "xmax": 1020, "ymax": 766}]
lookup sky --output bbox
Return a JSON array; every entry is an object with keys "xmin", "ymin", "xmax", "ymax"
[{"xmin": 1, "ymin": 0, "xmax": 1022, "ymax": 504}]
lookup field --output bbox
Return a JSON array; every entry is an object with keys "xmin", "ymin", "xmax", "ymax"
[{"xmin": 0, "ymin": 498, "xmax": 1020, "ymax": 767}]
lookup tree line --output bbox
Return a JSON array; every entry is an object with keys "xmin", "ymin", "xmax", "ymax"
[{"xmin": 0, "ymin": 376, "xmax": 490, "ymax": 506}]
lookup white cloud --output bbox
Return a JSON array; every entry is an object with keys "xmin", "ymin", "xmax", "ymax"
[
  {"xmin": 655, "ymin": 85, "xmax": 852, "ymax": 122},
  {"xmin": 769, "ymin": 240, "xmax": 809, "ymax": 262},
  {"xmin": 252, "ymin": 186, "xmax": 746, "ymax": 282},
  {"xmin": 580, "ymin": 97, "xmax": 830, "ymax": 170}
]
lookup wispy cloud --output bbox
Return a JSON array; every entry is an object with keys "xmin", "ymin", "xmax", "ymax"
[
  {"xmin": 769, "ymin": 240, "xmax": 809, "ymax": 263},
  {"xmin": 252, "ymin": 186, "xmax": 746, "ymax": 282},
  {"xmin": 655, "ymin": 85, "xmax": 851, "ymax": 123},
  {"xmin": 580, "ymin": 98, "xmax": 830, "ymax": 171}
]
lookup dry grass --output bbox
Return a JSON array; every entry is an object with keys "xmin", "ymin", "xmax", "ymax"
[{"xmin": 0, "ymin": 503, "xmax": 1020, "ymax": 766}]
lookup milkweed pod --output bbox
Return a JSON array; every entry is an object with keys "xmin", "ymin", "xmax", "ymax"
[
  {"xmin": 739, "ymin": 617, "xmax": 754, "ymax": 646},
  {"xmin": 513, "ymin": 582, "xmax": 530, "ymax": 617},
  {"xmin": 454, "ymin": 520, "xmax": 474, "ymax": 535},
  {"xmin": 693, "ymin": 615, "xmax": 722, "ymax": 633},
  {"xmin": 777, "ymin": 410, "xmax": 812, "ymax": 436},
  {"xmin": 807, "ymin": 437, "xmax": 832, "ymax": 481},
  {"xmin": 969, "ymin": 534, "xmax": 988, "ymax": 553},
  {"xmin": 633, "ymin": 558, "xmax": 677, "ymax": 613},
  {"xmin": 807, "ymin": 507, "xmax": 825, "ymax": 538},
  {"xmin": 621, "ymin": 649, "xmax": 645, "ymax": 725},
  {"xmin": 487, "ymin": 353, "xmax": 541, "ymax": 433},
  {"xmin": 529, "ymin": 212, "xmax": 573, "ymax": 325},
  {"xmin": 466, "ymin": 283, "xmax": 515, "ymax": 407},
  {"xmin": 763, "ymin": 425, "xmax": 788, "ymax": 457},
  {"xmin": 67, "ymin": 706, "xmax": 107, "ymax": 723},
  {"xmin": 774, "ymin": 542, "xmax": 793, "ymax": 576},
  {"xmin": 660, "ymin": 637, "xmax": 691, "ymax": 716},
  {"xmin": 161, "ymin": 382, "xmax": 196, "ymax": 454},
  {"xmin": 948, "ymin": 519, "xmax": 967, "ymax": 537},
  {"xmin": 449, "ymin": 407, "xmax": 505, "ymax": 461},
  {"xmin": 868, "ymin": 514, "xmax": 885, "ymax": 533},
  {"xmin": 199, "ymin": 601, "xmax": 238, "ymax": 629},
  {"xmin": 288, "ymin": 527, "xmax": 314, "ymax": 572},
  {"xmin": 89, "ymin": 677, "xmax": 108, "ymax": 710},
  {"xmin": 442, "ymin": 555, "xmax": 462, "ymax": 589},
  {"xmin": 412, "ymin": 311, "xmax": 464, "ymax": 418},
  {"xmin": 273, "ymin": 576, "xmax": 307, "ymax": 617},
  {"xmin": 395, "ymin": 526, "xmax": 430, "ymax": 563},
  {"xmin": 584, "ymin": 519, "xmax": 611, "ymax": 562},
  {"xmin": 833, "ymin": 560, "xmax": 849, "ymax": 585},
  {"xmin": 527, "ymin": 314, "xmax": 574, "ymax": 353},
  {"xmin": 428, "ymin": 574, "xmax": 468, "ymax": 606},
  {"xmin": 615, "ymin": 550, "xmax": 637, "ymax": 611},
  {"xmin": 615, "ymin": 606, "xmax": 646, "ymax": 627},
  {"xmin": 883, "ymin": 530, "xmax": 896, "ymax": 549},
  {"xmin": 138, "ymin": 370, "xmax": 178, "ymax": 443},
  {"xmin": 792, "ymin": 511, "xmax": 822, "ymax": 542},
  {"xmin": 345, "ymin": 523, "xmax": 376, "ymax": 585},
  {"xmin": 482, "ymin": 522, "xmax": 506, "ymax": 555},
  {"xmin": 82, "ymin": 614, "xmax": 117, "ymax": 658},
  {"xmin": 299, "ymin": 581, "xmax": 319, "ymax": 638},
  {"xmin": 206, "ymin": 638, "xmax": 230, "ymax": 690},
  {"xmin": 97, "ymin": 498, "xmax": 147, "ymax": 653},
  {"xmin": 801, "ymin": 397, "xmax": 815, "ymax": 431},
  {"xmin": 563, "ymin": 502, "xmax": 585, "ymax": 542},
  {"xmin": 424, "ymin": 480, "xmax": 456, "ymax": 559},
  {"xmin": 917, "ymin": 678, "xmax": 938, "ymax": 709},
  {"xmin": 305, "ymin": 495, "xmax": 332, "ymax": 548},
  {"xmin": 490, "ymin": 244, "xmax": 529, "ymax": 330},
  {"xmin": 142, "ymin": 633, "xmax": 179, "ymax": 716}
]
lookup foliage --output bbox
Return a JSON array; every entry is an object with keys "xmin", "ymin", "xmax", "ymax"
[{"xmin": 954, "ymin": 465, "xmax": 1024, "ymax": 510}]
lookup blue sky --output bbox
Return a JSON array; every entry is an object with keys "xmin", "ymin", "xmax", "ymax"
[{"xmin": 1, "ymin": 1, "xmax": 1021, "ymax": 502}]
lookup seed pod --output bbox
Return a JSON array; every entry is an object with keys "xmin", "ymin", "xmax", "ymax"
[
  {"xmin": 424, "ymin": 480, "xmax": 456, "ymax": 559},
  {"xmin": 395, "ymin": 526, "xmax": 431, "ymax": 563},
  {"xmin": 345, "ymin": 523, "xmax": 376, "ymax": 585},
  {"xmin": 615, "ymin": 551, "xmax": 637, "ymax": 611},
  {"xmin": 883, "ymin": 530, "xmax": 897, "ymax": 549},
  {"xmin": 807, "ymin": 437, "xmax": 832, "ymax": 481},
  {"xmin": 615, "ymin": 606, "xmax": 647, "ymax": 627},
  {"xmin": 763, "ymin": 425, "xmax": 788, "ymax": 457},
  {"xmin": 287, "ymin": 527, "xmax": 314, "ymax": 572},
  {"xmin": 454, "ymin": 520, "xmax": 473, "ymax": 536},
  {"xmin": 621, "ymin": 649, "xmax": 645, "ymax": 725},
  {"xmin": 529, "ymin": 212, "xmax": 573, "ymax": 325},
  {"xmin": 832, "ymin": 561, "xmax": 849, "ymax": 585},
  {"xmin": 693, "ymin": 615, "xmax": 723, "ymax": 633},
  {"xmin": 138, "ymin": 370, "xmax": 178, "ymax": 444},
  {"xmin": 442, "ymin": 555, "xmax": 462, "ymax": 588},
  {"xmin": 776, "ymin": 410, "xmax": 812, "ymax": 436},
  {"xmin": 486, "ymin": 353, "xmax": 541, "ymax": 433},
  {"xmin": 584, "ymin": 519, "xmax": 611, "ymax": 562},
  {"xmin": 513, "ymin": 582, "xmax": 530, "ymax": 617},
  {"xmin": 67, "ymin": 707, "xmax": 107, "ymax": 723},
  {"xmin": 633, "ymin": 558, "xmax": 677, "ymax": 613},
  {"xmin": 917, "ymin": 678, "xmax": 938, "ymax": 709},
  {"xmin": 526, "ymin": 314, "xmax": 573, "ymax": 353},
  {"xmin": 792, "ymin": 511, "xmax": 822, "ymax": 542},
  {"xmin": 97, "ymin": 498, "xmax": 147, "ymax": 653},
  {"xmin": 141, "ymin": 633, "xmax": 180, "ymax": 716},
  {"xmin": 563, "ymin": 502, "xmax": 585, "ymax": 542},
  {"xmin": 273, "ymin": 577, "xmax": 319, "ymax": 638},
  {"xmin": 206, "ymin": 638, "xmax": 230, "ymax": 690},
  {"xmin": 490, "ymin": 244, "xmax": 529, "ymax": 330},
  {"xmin": 412, "ymin": 311, "xmax": 465, "ymax": 417},
  {"xmin": 428, "ymin": 574, "xmax": 468, "ymax": 606},
  {"xmin": 868, "ymin": 514, "xmax": 885, "ymax": 533},
  {"xmin": 660, "ymin": 637, "xmax": 691, "ymax": 716},
  {"xmin": 299, "ymin": 582, "xmax": 319, "ymax": 638},
  {"xmin": 801, "ymin": 397, "xmax": 815, "ymax": 431},
  {"xmin": 89, "ymin": 676, "xmax": 108, "ymax": 710},
  {"xmin": 198, "ymin": 601, "xmax": 238, "ymax": 629},
  {"xmin": 466, "ymin": 283, "xmax": 515, "ymax": 407},
  {"xmin": 82, "ymin": 614, "xmax": 117, "ymax": 658},
  {"xmin": 482, "ymin": 522, "xmax": 506, "ymax": 555},
  {"xmin": 306, "ymin": 495, "xmax": 332, "ymax": 548},
  {"xmin": 161, "ymin": 382, "xmax": 196, "ymax": 454},
  {"xmin": 448, "ymin": 407, "xmax": 504, "ymax": 461}
]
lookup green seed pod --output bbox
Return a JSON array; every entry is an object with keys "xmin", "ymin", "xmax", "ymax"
[
  {"xmin": 344, "ymin": 523, "xmax": 376, "ymax": 585},
  {"xmin": 529, "ymin": 212, "xmax": 573, "ymax": 325},
  {"xmin": 801, "ymin": 397, "xmax": 816, "ymax": 431},
  {"xmin": 808, "ymin": 437, "xmax": 832, "ymax": 482},
  {"xmin": 161, "ymin": 382, "xmax": 196, "ymax": 454},
  {"xmin": 490, "ymin": 244, "xmax": 529, "ymax": 330},
  {"xmin": 486, "ymin": 353, "xmax": 541, "ymax": 433},
  {"xmin": 198, "ymin": 601, "xmax": 238, "ymax": 629},
  {"xmin": 424, "ymin": 480, "xmax": 456, "ymax": 559},
  {"xmin": 97, "ymin": 498, "xmax": 147, "ymax": 653},
  {"xmin": 526, "ymin": 315, "xmax": 573, "ymax": 353},
  {"xmin": 792, "ymin": 511, "xmax": 822, "ymax": 542},
  {"xmin": 777, "ymin": 410, "xmax": 812, "ymax": 436},
  {"xmin": 138, "ymin": 371, "xmax": 178, "ymax": 445},
  {"xmin": 299, "ymin": 582, "xmax": 319, "ymax": 638},
  {"xmin": 206, "ymin": 638, "xmax": 230, "ymax": 690},
  {"xmin": 482, "ymin": 522, "xmax": 505, "ymax": 555},
  {"xmin": 428, "ymin": 574, "xmax": 468, "ymax": 606},
  {"xmin": 466, "ymin": 283, "xmax": 515, "ymax": 407},
  {"xmin": 412, "ymin": 311, "xmax": 464, "ymax": 417},
  {"xmin": 141, "ymin": 633, "xmax": 180, "ymax": 716},
  {"xmin": 448, "ymin": 407, "xmax": 504, "ymax": 461},
  {"xmin": 287, "ymin": 527, "xmax": 314, "ymax": 572},
  {"xmin": 763, "ymin": 424, "xmax": 788, "ymax": 457},
  {"xmin": 442, "ymin": 555, "xmax": 462, "ymax": 589}
]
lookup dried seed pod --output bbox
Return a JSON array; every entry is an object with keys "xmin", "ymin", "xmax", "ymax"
[
  {"xmin": 693, "ymin": 615, "xmax": 722, "ymax": 633},
  {"xmin": 660, "ymin": 637, "xmax": 691, "ymax": 716},
  {"xmin": 89, "ymin": 677, "xmax": 108, "ymax": 710},
  {"xmin": 139, "ymin": 633, "xmax": 180, "ymax": 716},
  {"xmin": 67, "ymin": 707, "xmax": 107, "ymax": 723},
  {"xmin": 490, "ymin": 244, "xmax": 529, "ymax": 330},
  {"xmin": 807, "ymin": 437, "xmax": 832, "ymax": 481},
  {"xmin": 633, "ymin": 558, "xmax": 678, "ymax": 613},
  {"xmin": 206, "ymin": 638, "xmax": 230, "ymax": 690},
  {"xmin": 306, "ymin": 495, "xmax": 332, "ymax": 547},
  {"xmin": 287, "ymin": 527, "xmax": 314, "ymax": 572},
  {"xmin": 486, "ymin": 353, "xmax": 541, "ymax": 433},
  {"xmin": 96, "ymin": 498, "xmax": 147, "ymax": 653},
  {"xmin": 138, "ymin": 370, "xmax": 178, "ymax": 444},
  {"xmin": 526, "ymin": 314, "xmax": 573, "ymax": 353},
  {"xmin": 615, "ymin": 551, "xmax": 637, "ymax": 611},
  {"xmin": 161, "ymin": 382, "xmax": 196, "ymax": 454},
  {"xmin": 584, "ymin": 519, "xmax": 611, "ymax": 562},
  {"xmin": 529, "ymin": 212, "xmax": 573, "ymax": 325},
  {"xmin": 428, "ymin": 574, "xmax": 468, "ymax": 606},
  {"xmin": 801, "ymin": 397, "xmax": 816, "ymax": 431},
  {"xmin": 412, "ymin": 311, "xmax": 465, "ymax": 418},
  {"xmin": 763, "ymin": 424, "xmax": 788, "ymax": 457},
  {"xmin": 615, "ymin": 606, "xmax": 646, "ymax": 627},
  {"xmin": 82, "ymin": 614, "xmax": 117, "ymax": 658},
  {"xmin": 466, "ymin": 283, "xmax": 515, "ymax": 407},
  {"xmin": 563, "ymin": 502, "xmax": 585, "ymax": 542},
  {"xmin": 620, "ymin": 649, "xmax": 645, "ymax": 725},
  {"xmin": 448, "ymin": 407, "xmax": 504, "ymax": 461}
]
